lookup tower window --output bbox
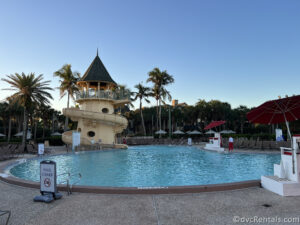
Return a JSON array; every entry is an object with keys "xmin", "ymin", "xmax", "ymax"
[
  {"xmin": 87, "ymin": 131, "xmax": 95, "ymax": 137},
  {"xmin": 102, "ymin": 108, "xmax": 109, "ymax": 113}
]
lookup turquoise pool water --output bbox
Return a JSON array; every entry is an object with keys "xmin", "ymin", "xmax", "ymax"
[{"xmin": 9, "ymin": 146, "xmax": 280, "ymax": 187}]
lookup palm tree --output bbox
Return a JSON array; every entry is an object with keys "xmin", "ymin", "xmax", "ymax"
[
  {"xmin": 233, "ymin": 105, "xmax": 250, "ymax": 134},
  {"xmin": 0, "ymin": 102, "xmax": 9, "ymax": 137},
  {"xmin": 54, "ymin": 64, "xmax": 80, "ymax": 131},
  {"xmin": 32, "ymin": 103, "xmax": 40, "ymax": 142},
  {"xmin": 147, "ymin": 68, "xmax": 174, "ymax": 132},
  {"xmin": 6, "ymin": 98, "xmax": 22, "ymax": 142},
  {"xmin": 2, "ymin": 73, "xmax": 53, "ymax": 151},
  {"xmin": 39, "ymin": 104, "xmax": 52, "ymax": 139},
  {"xmin": 113, "ymin": 84, "xmax": 134, "ymax": 113},
  {"xmin": 133, "ymin": 83, "xmax": 151, "ymax": 135}
]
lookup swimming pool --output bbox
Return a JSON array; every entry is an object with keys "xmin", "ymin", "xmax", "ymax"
[{"xmin": 9, "ymin": 145, "xmax": 280, "ymax": 187}]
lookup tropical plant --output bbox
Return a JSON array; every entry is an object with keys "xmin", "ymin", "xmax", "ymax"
[
  {"xmin": 54, "ymin": 64, "xmax": 80, "ymax": 131},
  {"xmin": 39, "ymin": 104, "xmax": 53, "ymax": 139},
  {"xmin": 0, "ymin": 102, "xmax": 9, "ymax": 136},
  {"xmin": 233, "ymin": 105, "xmax": 250, "ymax": 134},
  {"xmin": 2, "ymin": 73, "xmax": 53, "ymax": 151},
  {"xmin": 6, "ymin": 98, "xmax": 23, "ymax": 142},
  {"xmin": 147, "ymin": 68, "xmax": 174, "ymax": 132},
  {"xmin": 133, "ymin": 83, "xmax": 151, "ymax": 135},
  {"xmin": 113, "ymin": 84, "xmax": 134, "ymax": 113}
]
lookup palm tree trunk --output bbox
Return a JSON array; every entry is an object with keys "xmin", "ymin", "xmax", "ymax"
[
  {"xmin": 140, "ymin": 99, "xmax": 146, "ymax": 136},
  {"xmin": 43, "ymin": 118, "xmax": 45, "ymax": 139},
  {"xmin": 22, "ymin": 107, "xmax": 28, "ymax": 152},
  {"xmin": 3, "ymin": 122, "xmax": 7, "ymax": 136},
  {"xmin": 241, "ymin": 122, "xmax": 244, "ymax": 134},
  {"xmin": 52, "ymin": 113, "xmax": 55, "ymax": 133},
  {"xmin": 30, "ymin": 115, "xmax": 34, "ymax": 136},
  {"xmin": 34, "ymin": 120, "xmax": 37, "ymax": 142},
  {"xmin": 156, "ymin": 100, "xmax": 159, "ymax": 130},
  {"xmin": 159, "ymin": 98, "xmax": 162, "ymax": 138},
  {"xmin": 18, "ymin": 116, "xmax": 22, "ymax": 133},
  {"xmin": 64, "ymin": 93, "xmax": 70, "ymax": 131},
  {"xmin": 159, "ymin": 98, "xmax": 162, "ymax": 131},
  {"xmin": 7, "ymin": 116, "xmax": 12, "ymax": 142}
]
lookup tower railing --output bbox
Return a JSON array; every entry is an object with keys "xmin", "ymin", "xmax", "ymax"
[{"xmin": 76, "ymin": 90, "xmax": 131, "ymax": 101}]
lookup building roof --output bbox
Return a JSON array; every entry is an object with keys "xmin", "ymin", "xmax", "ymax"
[{"xmin": 80, "ymin": 52, "xmax": 117, "ymax": 84}]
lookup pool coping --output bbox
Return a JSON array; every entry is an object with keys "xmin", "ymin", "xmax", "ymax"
[{"xmin": 0, "ymin": 158, "xmax": 261, "ymax": 194}]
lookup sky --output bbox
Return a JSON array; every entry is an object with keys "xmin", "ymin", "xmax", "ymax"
[{"xmin": 0, "ymin": 0, "xmax": 300, "ymax": 112}]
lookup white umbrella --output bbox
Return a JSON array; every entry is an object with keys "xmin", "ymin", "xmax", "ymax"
[
  {"xmin": 173, "ymin": 130, "xmax": 185, "ymax": 135},
  {"xmin": 51, "ymin": 132, "xmax": 62, "ymax": 136},
  {"xmin": 189, "ymin": 130, "xmax": 201, "ymax": 134},
  {"xmin": 14, "ymin": 131, "xmax": 23, "ymax": 137},
  {"xmin": 186, "ymin": 131, "xmax": 192, "ymax": 134},
  {"xmin": 220, "ymin": 130, "xmax": 236, "ymax": 134},
  {"xmin": 14, "ymin": 131, "xmax": 32, "ymax": 139},
  {"xmin": 0, "ymin": 133, "xmax": 5, "ymax": 137},
  {"xmin": 155, "ymin": 130, "xmax": 167, "ymax": 134},
  {"xmin": 205, "ymin": 130, "xmax": 216, "ymax": 134},
  {"xmin": 227, "ymin": 130, "xmax": 236, "ymax": 134}
]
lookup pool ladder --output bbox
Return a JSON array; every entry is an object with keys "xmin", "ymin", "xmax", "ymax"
[{"xmin": 58, "ymin": 172, "xmax": 82, "ymax": 195}]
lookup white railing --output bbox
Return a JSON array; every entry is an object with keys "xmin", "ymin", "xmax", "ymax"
[{"xmin": 76, "ymin": 90, "xmax": 131, "ymax": 101}]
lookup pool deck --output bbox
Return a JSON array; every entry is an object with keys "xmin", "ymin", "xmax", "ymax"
[
  {"xmin": 1, "ymin": 180, "xmax": 300, "ymax": 225},
  {"xmin": 1, "ymin": 145, "xmax": 292, "ymax": 225}
]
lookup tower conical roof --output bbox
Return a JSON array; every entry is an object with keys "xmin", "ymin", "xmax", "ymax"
[{"xmin": 80, "ymin": 53, "xmax": 117, "ymax": 84}]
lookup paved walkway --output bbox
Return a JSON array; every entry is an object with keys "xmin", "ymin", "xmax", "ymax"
[{"xmin": 1, "ymin": 180, "xmax": 300, "ymax": 225}]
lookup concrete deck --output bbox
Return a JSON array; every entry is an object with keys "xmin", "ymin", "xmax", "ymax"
[{"xmin": 1, "ymin": 180, "xmax": 300, "ymax": 225}]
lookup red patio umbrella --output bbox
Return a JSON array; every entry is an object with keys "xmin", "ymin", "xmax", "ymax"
[
  {"xmin": 247, "ymin": 95, "xmax": 300, "ymax": 138},
  {"xmin": 204, "ymin": 120, "xmax": 226, "ymax": 130},
  {"xmin": 247, "ymin": 95, "xmax": 300, "ymax": 173}
]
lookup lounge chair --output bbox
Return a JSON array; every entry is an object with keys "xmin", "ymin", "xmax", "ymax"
[
  {"xmin": 248, "ymin": 139, "xmax": 256, "ymax": 149},
  {"xmin": 26, "ymin": 144, "xmax": 36, "ymax": 154},
  {"xmin": 222, "ymin": 138, "xmax": 229, "ymax": 148},
  {"xmin": 254, "ymin": 140, "xmax": 263, "ymax": 149},
  {"xmin": 235, "ymin": 138, "xmax": 242, "ymax": 148},
  {"xmin": 239, "ymin": 139, "xmax": 249, "ymax": 149},
  {"xmin": 0, "ymin": 146, "xmax": 12, "ymax": 161},
  {"xmin": 269, "ymin": 141, "xmax": 279, "ymax": 150}
]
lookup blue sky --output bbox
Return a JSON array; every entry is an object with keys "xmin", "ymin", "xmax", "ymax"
[{"xmin": 0, "ymin": 0, "xmax": 300, "ymax": 111}]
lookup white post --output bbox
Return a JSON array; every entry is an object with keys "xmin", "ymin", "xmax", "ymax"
[{"xmin": 284, "ymin": 114, "xmax": 295, "ymax": 174}]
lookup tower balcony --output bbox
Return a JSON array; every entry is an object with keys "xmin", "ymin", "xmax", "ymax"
[{"xmin": 76, "ymin": 90, "xmax": 131, "ymax": 105}]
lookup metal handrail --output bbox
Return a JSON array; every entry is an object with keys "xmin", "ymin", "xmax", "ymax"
[{"xmin": 58, "ymin": 172, "xmax": 82, "ymax": 195}]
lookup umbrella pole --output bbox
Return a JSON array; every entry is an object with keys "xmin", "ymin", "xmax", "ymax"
[{"xmin": 284, "ymin": 115, "xmax": 295, "ymax": 174}]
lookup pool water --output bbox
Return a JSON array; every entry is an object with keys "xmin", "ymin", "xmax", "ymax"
[{"xmin": 9, "ymin": 146, "xmax": 280, "ymax": 187}]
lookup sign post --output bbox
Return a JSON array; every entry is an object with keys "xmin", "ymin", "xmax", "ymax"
[
  {"xmin": 34, "ymin": 160, "xmax": 62, "ymax": 203},
  {"xmin": 187, "ymin": 138, "xmax": 192, "ymax": 146},
  {"xmin": 38, "ymin": 143, "xmax": 45, "ymax": 155}
]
